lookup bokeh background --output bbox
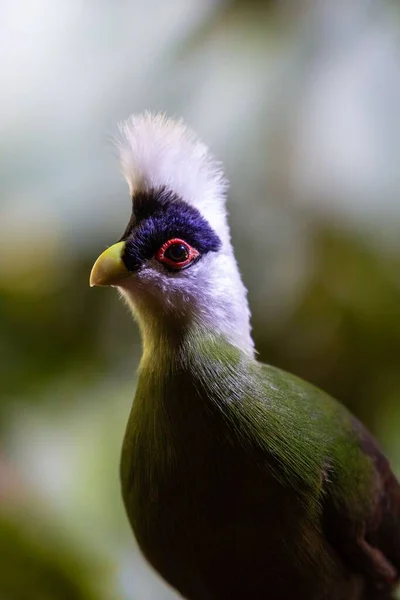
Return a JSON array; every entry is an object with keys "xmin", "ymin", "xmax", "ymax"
[{"xmin": 1, "ymin": 0, "xmax": 400, "ymax": 598}]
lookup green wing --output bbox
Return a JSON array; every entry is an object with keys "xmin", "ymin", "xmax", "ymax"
[
  {"xmin": 254, "ymin": 363, "xmax": 400, "ymax": 592},
  {"xmin": 191, "ymin": 335, "xmax": 400, "ymax": 591}
]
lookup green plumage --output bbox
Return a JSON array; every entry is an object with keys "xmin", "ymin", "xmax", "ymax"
[
  {"xmin": 121, "ymin": 329, "xmax": 400, "ymax": 600},
  {"xmin": 91, "ymin": 112, "xmax": 400, "ymax": 600}
]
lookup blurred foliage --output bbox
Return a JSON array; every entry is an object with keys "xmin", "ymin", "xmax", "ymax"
[
  {"xmin": 0, "ymin": 516, "xmax": 101, "ymax": 600},
  {"xmin": 0, "ymin": 262, "xmax": 104, "ymax": 399},
  {"xmin": 0, "ymin": 460, "xmax": 107, "ymax": 600},
  {"xmin": 254, "ymin": 227, "xmax": 400, "ymax": 435}
]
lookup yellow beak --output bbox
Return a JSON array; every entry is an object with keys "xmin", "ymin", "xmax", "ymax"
[{"xmin": 89, "ymin": 241, "xmax": 129, "ymax": 287}]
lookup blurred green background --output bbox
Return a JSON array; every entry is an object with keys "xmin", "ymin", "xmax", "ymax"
[{"xmin": 1, "ymin": 0, "xmax": 400, "ymax": 598}]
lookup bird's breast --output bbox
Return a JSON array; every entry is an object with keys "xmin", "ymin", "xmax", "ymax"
[{"xmin": 120, "ymin": 382, "xmax": 333, "ymax": 600}]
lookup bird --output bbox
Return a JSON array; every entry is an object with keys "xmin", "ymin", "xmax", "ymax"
[{"xmin": 90, "ymin": 112, "xmax": 400, "ymax": 600}]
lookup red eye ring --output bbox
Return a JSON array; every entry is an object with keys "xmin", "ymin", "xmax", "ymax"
[{"xmin": 155, "ymin": 238, "xmax": 199, "ymax": 269}]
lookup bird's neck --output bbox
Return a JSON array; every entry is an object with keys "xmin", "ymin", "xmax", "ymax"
[
  {"xmin": 127, "ymin": 257, "xmax": 255, "ymax": 360},
  {"xmin": 136, "ymin": 315, "xmax": 249, "ymax": 384}
]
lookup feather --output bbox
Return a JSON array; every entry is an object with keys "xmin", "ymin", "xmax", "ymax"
[{"xmin": 115, "ymin": 112, "xmax": 229, "ymax": 241}]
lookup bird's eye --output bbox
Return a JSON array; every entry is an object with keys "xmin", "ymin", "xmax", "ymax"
[
  {"xmin": 165, "ymin": 242, "xmax": 189, "ymax": 262},
  {"xmin": 155, "ymin": 238, "xmax": 199, "ymax": 269}
]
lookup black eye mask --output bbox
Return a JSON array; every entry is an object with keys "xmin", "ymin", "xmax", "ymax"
[{"xmin": 120, "ymin": 188, "xmax": 221, "ymax": 272}]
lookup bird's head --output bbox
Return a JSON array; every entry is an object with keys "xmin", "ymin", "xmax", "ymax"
[{"xmin": 90, "ymin": 113, "xmax": 254, "ymax": 356}]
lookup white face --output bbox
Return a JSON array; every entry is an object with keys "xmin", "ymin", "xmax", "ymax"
[
  {"xmin": 117, "ymin": 189, "xmax": 222, "ymax": 321},
  {"xmin": 120, "ymin": 249, "xmax": 220, "ymax": 320},
  {"xmin": 115, "ymin": 190, "xmax": 254, "ymax": 356}
]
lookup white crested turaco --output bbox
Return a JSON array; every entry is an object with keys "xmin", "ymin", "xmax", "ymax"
[{"xmin": 90, "ymin": 113, "xmax": 400, "ymax": 600}]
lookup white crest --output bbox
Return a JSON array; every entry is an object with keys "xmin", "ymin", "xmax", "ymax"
[{"xmin": 115, "ymin": 112, "xmax": 229, "ymax": 241}]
